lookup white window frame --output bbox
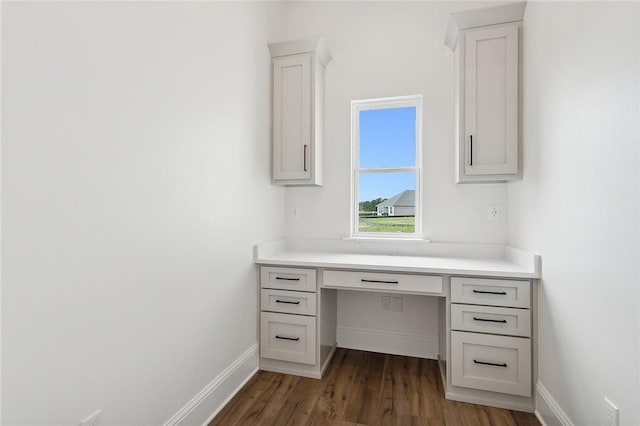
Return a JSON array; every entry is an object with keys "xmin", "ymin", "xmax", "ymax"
[{"xmin": 350, "ymin": 95, "xmax": 423, "ymax": 239}]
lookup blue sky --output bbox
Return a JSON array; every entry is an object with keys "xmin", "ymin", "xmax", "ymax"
[
  {"xmin": 358, "ymin": 106, "xmax": 416, "ymax": 201},
  {"xmin": 359, "ymin": 172, "xmax": 415, "ymax": 202}
]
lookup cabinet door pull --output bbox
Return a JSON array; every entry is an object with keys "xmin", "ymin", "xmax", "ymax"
[
  {"xmin": 275, "ymin": 277, "xmax": 300, "ymax": 281},
  {"xmin": 472, "ymin": 289, "xmax": 507, "ymax": 295},
  {"xmin": 474, "ymin": 359, "xmax": 507, "ymax": 368},
  {"xmin": 361, "ymin": 279, "xmax": 399, "ymax": 284},
  {"xmin": 469, "ymin": 134, "xmax": 473, "ymax": 166},
  {"xmin": 303, "ymin": 144, "xmax": 308, "ymax": 172},
  {"xmin": 275, "ymin": 335, "xmax": 300, "ymax": 341},
  {"xmin": 275, "ymin": 299, "xmax": 300, "ymax": 305},
  {"xmin": 473, "ymin": 317, "xmax": 507, "ymax": 323}
]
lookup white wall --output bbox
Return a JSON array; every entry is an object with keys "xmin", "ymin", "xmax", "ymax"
[
  {"xmin": 1, "ymin": 3, "xmax": 284, "ymax": 424},
  {"xmin": 509, "ymin": 2, "xmax": 639, "ymax": 424},
  {"xmin": 281, "ymin": 2, "xmax": 508, "ymax": 244}
]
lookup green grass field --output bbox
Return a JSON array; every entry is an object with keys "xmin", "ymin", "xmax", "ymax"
[{"xmin": 358, "ymin": 216, "xmax": 415, "ymax": 233}]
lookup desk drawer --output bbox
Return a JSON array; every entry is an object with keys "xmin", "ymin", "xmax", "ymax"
[
  {"xmin": 261, "ymin": 267, "xmax": 316, "ymax": 292},
  {"xmin": 451, "ymin": 331, "xmax": 531, "ymax": 397},
  {"xmin": 261, "ymin": 289, "xmax": 316, "ymax": 316},
  {"xmin": 451, "ymin": 277, "xmax": 530, "ymax": 308},
  {"xmin": 322, "ymin": 270, "xmax": 443, "ymax": 295},
  {"xmin": 260, "ymin": 312, "xmax": 316, "ymax": 365},
  {"xmin": 451, "ymin": 304, "xmax": 530, "ymax": 337}
]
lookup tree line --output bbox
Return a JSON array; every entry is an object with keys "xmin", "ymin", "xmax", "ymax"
[{"xmin": 359, "ymin": 197, "xmax": 387, "ymax": 213}]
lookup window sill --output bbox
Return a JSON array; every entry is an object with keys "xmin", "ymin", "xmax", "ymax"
[{"xmin": 344, "ymin": 236, "xmax": 431, "ymax": 243}]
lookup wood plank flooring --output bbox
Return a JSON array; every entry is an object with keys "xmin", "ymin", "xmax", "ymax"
[{"xmin": 210, "ymin": 348, "xmax": 540, "ymax": 426}]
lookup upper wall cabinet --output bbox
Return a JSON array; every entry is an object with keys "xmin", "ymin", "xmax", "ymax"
[
  {"xmin": 269, "ymin": 37, "xmax": 332, "ymax": 186},
  {"xmin": 445, "ymin": 3, "xmax": 526, "ymax": 183}
]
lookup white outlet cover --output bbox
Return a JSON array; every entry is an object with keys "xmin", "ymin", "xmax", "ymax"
[
  {"xmin": 488, "ymin": 204, "xmax": 500, "ymax": 220},
  {"xmin": 291, "ymin": 206, "xmax": 300, "ymax": 220},
  {"xmin": 381, "ymin": 296, "xmax": 392, "ymax": 311},
  {"xmin": 392, "ymin": 296, "xmax": 403, "ymax": 312}
]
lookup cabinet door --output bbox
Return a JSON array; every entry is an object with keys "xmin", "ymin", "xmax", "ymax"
[
  {"xmin": 273, "ymin": 54, "xmax": 312, "ymax": 181},
  {"xmin": 464, "ymin": 25, "xmax": 518, "ymax": 176}
]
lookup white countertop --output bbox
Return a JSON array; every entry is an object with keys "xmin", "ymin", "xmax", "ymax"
[{"xmin": 254, "ymin": 239, "xmax": 540, "ymax": 279}]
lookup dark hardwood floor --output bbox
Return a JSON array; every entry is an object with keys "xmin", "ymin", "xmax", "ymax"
[{"xmin": 210, "ymin": 348, "xmax": 540, "ymax": 426}]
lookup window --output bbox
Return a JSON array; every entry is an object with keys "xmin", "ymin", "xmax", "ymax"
[{"xmin": 351, "ymin": 95, "xmax": 422, "ymax": 238}]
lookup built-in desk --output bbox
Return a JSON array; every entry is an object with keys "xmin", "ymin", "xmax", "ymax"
[{"xmin": 254, "ymin": 239, "xmax": 540, "ymax": 413}]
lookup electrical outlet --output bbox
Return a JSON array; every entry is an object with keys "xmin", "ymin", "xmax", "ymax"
[
  {"xmin": 291, "ymin": 206, "xmax": 300, "ymax": 220},
  {"xmin": 381, "ymin": 296, "xmax": 392, "ymax": 311},
  {"xmin": 80, "ymin": 409, "xmax": 101, "ymax": 426},
  {"xmin": 488, "ymin": 204, "xmax": 500, "ymax": 221},
  {"xmin": 392, "ymin": 296, "xmax": 403, "ymax": 312},
  {"xmin": 604, "ymin": 398, "xmax": 619, "ymax": 426}
]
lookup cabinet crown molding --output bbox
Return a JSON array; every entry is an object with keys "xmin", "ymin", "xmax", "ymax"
[
  {"xmin": 268, "ymin": 36, "xmax": 332, "ymax": 67},
  {"xmin": 444, "ymin": 2, "xmax": 527, "ymax": 51}
]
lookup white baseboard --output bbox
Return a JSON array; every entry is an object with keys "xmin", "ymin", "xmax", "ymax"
[
  {"xmin": 535, "ymin": 380, "xmax": 574, "ymax": 426},
  {"xmin": 164, "ymin": 344, "xmax": 258, "ymax": 426},
  {"xmin": 337, "ymin": 326, "xmax": 438, "ymax": 359}
]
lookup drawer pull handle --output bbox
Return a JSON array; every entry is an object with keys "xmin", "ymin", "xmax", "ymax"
[
  {"xmin": 275, "ymin": 335, "xmax": 300, "ymax": 341},
  {"xmin": 275, "ymin": 299, "xmax": 300, "ymax": 305},
  {"xmin": 276, "ymin": 277, "xmax": 300, "ymax": 281},
  {"xmin": 361, "ymin": 279, "xmax": 399, "ymax": 284},
  {"xmin": 473, "ymin": 317, "xmax": 507, "ymax": 323},
  {"xmin": 304, "ymin": 144, "xmax": 308, "ymax": 172},
  {"xmin": 472, "ymin": 289, "xmax": 507, "ymax": 295},
  {"xmin": 474, "ymin": 359, "xmax": 507, "ymax": 368}
]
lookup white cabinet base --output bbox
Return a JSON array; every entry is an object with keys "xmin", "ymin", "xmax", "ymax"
[
  {"xmin": 259, "ymin": 267, "xmax": 338, "ymax": 379},
  {"xmin": 257, "ymin": 262, "xmax": 537, "ymax": 413},
  {"xmin": 259, "ymin": 344, "xmax": 336, "ymax": 379},
  {"xmin": 445, "ymin": 385, "xmax": 534, "ymax": 413}
]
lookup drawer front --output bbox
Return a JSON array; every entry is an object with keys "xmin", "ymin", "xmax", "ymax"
[
  {"xmin": 261, "ymin": 267, "xmax": 317, "ymax": 292},
  {"xmin": 323, "ymin": 270, "xmax": 443, "ymax": 295},
  {"xmin": 451, "ymin": 331, "xmax": 531, "ymax": 397},
  {"xmin": 260, "ymin": 312, "xmax": 316, "ymax": 365},
  {"xmin": 261, "ymin": 289, "xmax": 317, "ymax": 316},
  {"xmin": 451, "ymin": 304, "xmax": 531, "ymax": 337},
  {"xmin": 451, "ymin": 277, "xmax": 530, "ymax": 308}
]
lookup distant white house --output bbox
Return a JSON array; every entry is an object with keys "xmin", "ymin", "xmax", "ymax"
[{"xmin": 376, "ymin": 190, "xmax": 415, "ymax": 216}]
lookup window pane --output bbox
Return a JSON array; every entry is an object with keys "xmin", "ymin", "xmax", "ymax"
[
  {"xmin": 358, "ymin": 172, "xmax": 416, "ymax": 233},
  {"xmin": 359, "ymin": 106, "xmax": 416, "ymax": 168}
]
